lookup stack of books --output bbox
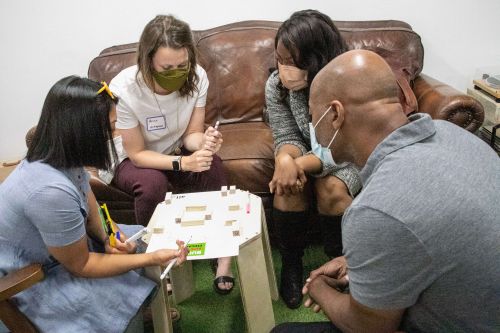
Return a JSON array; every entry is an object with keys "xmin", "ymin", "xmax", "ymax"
[{"xmin": 478, "ymin": 125, "xmax": 500, "ymax": 156}]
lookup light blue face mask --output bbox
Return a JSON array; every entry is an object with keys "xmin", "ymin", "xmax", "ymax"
[{"xmin": 309, "ymin": 106, "xmax": 348, "ymax": 168}]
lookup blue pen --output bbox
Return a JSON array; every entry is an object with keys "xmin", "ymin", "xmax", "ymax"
[{"xmin": 116, "ymin": 231, "xmax": 121, "ymax": 243}]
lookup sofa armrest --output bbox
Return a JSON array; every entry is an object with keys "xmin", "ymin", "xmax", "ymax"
[
  {"xmin": 89, "ymin": 177, "xmax": 133, "ymax": 202},
  {"xmin": 413, "ymin": 74, "xmax": 484, "ymax": 132}
]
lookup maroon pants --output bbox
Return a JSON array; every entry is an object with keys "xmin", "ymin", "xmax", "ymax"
[{"xmin": 114, "ymin": 154, "xmax": 227, "ymax": 226}]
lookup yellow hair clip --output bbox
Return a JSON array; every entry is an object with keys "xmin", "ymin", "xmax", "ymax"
[{"xmin": 96, "ymin": 81, "xmax": 115, "ymax": 100}]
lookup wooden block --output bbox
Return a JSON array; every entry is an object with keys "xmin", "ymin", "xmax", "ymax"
[
  {"xmin": 229, "ymin": 185, "xmax": 236, "ymax": 194},
  {"xmin": 153, "ymin": 227, "xmax": 164, "ymax": 233},
  {"xmin": 221, "ymin": 186, "xmax": 228, "ymax": 196},
  {"xmin": 181, "ymin": 219, "xmax": 205, "ymax": 227},
  {"xmin": 228, "ymin": 204, "xmax": 240, "ymax": 211},
  {"xmin": 181, "ymin": 211, "xmax": 206, "ymax": 227},
  {"xmin": 164, "ymin": 192, "xmax": 172, "ymax": 204},
  {"xmin": 225, "ymin": 219, "xmax": 237, "ymax": 226},
  {"xmin": 185, "ymin": 205, "xmax": 207, "ymax": 212}
]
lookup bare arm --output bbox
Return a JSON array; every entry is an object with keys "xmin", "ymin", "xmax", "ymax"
[
  {"xmin": 48, "ymin": 237, "xmax": 187, "ymax": 278},
  {"xmin": 85, "ymin": 189, "xmax": 109, "ymax": 244},
  {"xmin": 307, "ymin": 276, "xmax": 404, "ymax": 333},
  {"xmin": 295, "ymin": 154, "xmax": 322, "ymax": 174},
  {"xmin": 269, "ymin": 144, "xmax": 307, "ymax": 196},
  {"xmin": 120, "ymin": 125, "xmax": 177, "ymax": 170},
  {"xmin": 121, "ymin": 108, "xmax": 214, "ymax": 173},
  {"xmin": 182, "ymin": 106, "xmax": 205, "ymax": 152}
]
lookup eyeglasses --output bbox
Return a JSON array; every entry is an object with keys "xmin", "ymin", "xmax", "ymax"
[{"xmin": 96, "ymin": 81, "xmax": 115, "ymax": 100}]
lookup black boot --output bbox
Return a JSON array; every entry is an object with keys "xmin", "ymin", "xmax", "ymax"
[
  {"xmin": 273, "ymin": 208, "xmax": 308, "ymax": 309},
  {"xmin": 318, "ymin": 214, "xmax": 343, "ymax": 258}
]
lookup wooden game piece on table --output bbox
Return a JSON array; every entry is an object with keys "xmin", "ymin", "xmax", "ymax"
[
  {"xmin": 228, "ymin": 204, "xmax": 240, "ymax": 211},
  {"xmin": 153, "ymin": 226, "xmax": 164, "ymax": 234},
  {"xmin": 164, "ymin": 192, "xmax": 172, "ymax": 204},
  {"xmin": 221, "ymin": 186, "xmax": 228, "ymax": 196},
  {"xmin": 180, "ymin": 211, "xmax": 206, "ymax": 227},
  {"xmin": 225, "ymin": 219, "xmax": 237, "ymax": 226},
  {"xmin": 185, "ymin": 205, "xmax": 207, "ymax": 212}
]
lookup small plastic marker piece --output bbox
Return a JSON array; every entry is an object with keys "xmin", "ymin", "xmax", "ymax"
[
  {"xmin": 229, "ymin": 185, "xmax": 236, "ymax": 194},
  {"xmin": 205, "ymin": 212, "xmax": 212, "ymax": 220},
  {"xmin": 233, "ymin": 230, "xmax": 240, "ymax": 236}
]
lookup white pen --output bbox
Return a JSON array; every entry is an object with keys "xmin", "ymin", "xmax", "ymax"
[
  {"xmin": 214, "ymin": 120, "xmax": 220, "ymax": 130},
  {"xmin": 160, "ymin": 258, "xmax": 177, "ymax": 280},
  {"xmin": 124, "ymin": 227, "xmax": 148, "ymax": 244},
  {"xmin": 160, "ymin": 236, "xmax": 192, "ymax": 280}
]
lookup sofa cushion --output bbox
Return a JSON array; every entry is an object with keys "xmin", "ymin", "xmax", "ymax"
[
  {"xmin": 217, "ymin": 122, "xmax": 274, "ymax": 193},
  {"xmin": 194, "ymin": 21, "xmax": 280, "ymax": 125}
]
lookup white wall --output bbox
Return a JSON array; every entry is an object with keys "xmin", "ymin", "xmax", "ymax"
[{"xmin": 1, "ymin": 0, "xmax": 499, "ymax": 161}]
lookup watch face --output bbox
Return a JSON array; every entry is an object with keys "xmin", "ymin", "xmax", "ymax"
[{"xmin": 173, "ymin": 157, "xmax": 181, "ymax": 171}]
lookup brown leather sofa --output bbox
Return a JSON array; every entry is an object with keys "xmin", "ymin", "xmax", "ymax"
[{"xmin": 86, "ymin": 20, "xmax": 484, "ymax": 225}]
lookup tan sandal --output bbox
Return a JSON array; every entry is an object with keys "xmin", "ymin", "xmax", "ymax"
[
  {"xmin": 169, "ymin": 307, "xmax": 181, "ymax": 322},
  {"xmin": 142, "ymin": 306, "xmax": 181, "ymax": 323}
]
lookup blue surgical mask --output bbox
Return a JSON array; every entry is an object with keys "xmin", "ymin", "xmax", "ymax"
[{"xmin": 309, "ymin": 106, "xmax": 348, "ymax": 168}]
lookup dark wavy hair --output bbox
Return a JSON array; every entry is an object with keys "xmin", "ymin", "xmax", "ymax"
[
  {"xmin": 27, "ymin": 76, "xmax": 118, "ymax": 170},
  {"xmin": 137, "ymin": 15, "xmax": 199, "ymax": 97},
  {"xmin": 275, "ymin": 9, "xmax": 347, "ymax": 96}
]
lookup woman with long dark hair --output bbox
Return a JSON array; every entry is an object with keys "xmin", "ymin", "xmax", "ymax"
[
  {"xmin": 109, "ymin": 15, "xmax": 233, "ymax": 294},
  {"xmin": 0, "ymin": 76, "xmax": 188, "ymax": 332},
  {"xmin": 266, "ymin": 10, "xmax": 361, "ymax": 309}
]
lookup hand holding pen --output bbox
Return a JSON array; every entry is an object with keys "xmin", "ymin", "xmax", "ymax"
[
  {"xmin": 159, "ymin": 238, "xmax": 191, "ymax": 280},
  {"xmin": 105, "ymin": 234, "xmax": 137, "ymax": 254},
  {"xmin": 98, "ymin": 203, "xmax": 137, "ymax": 254},
  {"xmin": 154, "ymin": 238, "xmax": 191, "ymax": 280},
  {"xmin": 203, "ymin": 120, "xmax": 223, "ymax": 153}
]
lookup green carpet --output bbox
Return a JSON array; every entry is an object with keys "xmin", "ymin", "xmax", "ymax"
[{"xmin": 166, "ymin": 244, "xmax": 330, "ymax": 333}]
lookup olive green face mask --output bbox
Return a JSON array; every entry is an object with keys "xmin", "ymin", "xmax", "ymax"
[{"xmin": 153, "ymin": 64, "xmax": 190, "ymax": 92}]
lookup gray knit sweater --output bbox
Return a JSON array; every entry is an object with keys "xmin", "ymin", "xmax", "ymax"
[{"xmin": 265, "ymin": 70, "xmax": 361, "ymax": 196}]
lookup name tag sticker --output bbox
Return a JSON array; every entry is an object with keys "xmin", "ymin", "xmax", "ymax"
[{"xmin": 146, "ymin": 116, "xmax": 166, "ymax": 131}]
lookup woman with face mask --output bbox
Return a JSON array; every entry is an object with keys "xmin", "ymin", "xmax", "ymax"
[
  {"xmin": 265, "ymin": 10, "xmax": 362, "ymax": 309},
  {"xmin": 109, "ymin": 15, "xmax": 234, "ymax": 295}
]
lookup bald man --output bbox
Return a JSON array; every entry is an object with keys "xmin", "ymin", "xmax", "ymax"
[{"xmin": 272, "ymin": 50, "xmax": 500, "ymax": 332}]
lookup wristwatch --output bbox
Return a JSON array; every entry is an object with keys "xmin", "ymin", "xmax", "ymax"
[{"xmin": 172, "ymin": 156, "xmax": 182, "ymax": 171}]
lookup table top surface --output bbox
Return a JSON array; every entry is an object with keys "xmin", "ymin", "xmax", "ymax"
[{"xmin": 145, "ymin": 189, "xmax": 263, "ymax": 259}]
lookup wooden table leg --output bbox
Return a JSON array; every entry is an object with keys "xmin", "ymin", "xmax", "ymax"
[
  {"xmin": 236, "ymin": 235, "xmax": 275, "ymax": 333},
  {"xmin": 145, "ymin": 266, "xmax": 173, "ymax": 333},
  {"xmin": 170, "ymin": 260, "xmax": 194, "ymax": 304}
]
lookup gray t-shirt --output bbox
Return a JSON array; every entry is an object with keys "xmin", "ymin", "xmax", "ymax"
[{"xmin": 343, "ymin": 114, "xmax": 500, "ymax": 332}]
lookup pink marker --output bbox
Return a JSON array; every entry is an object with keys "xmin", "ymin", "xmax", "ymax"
[{"xmin": 246, "ymin": 192, "xmax": 251, "ymax": 214}]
